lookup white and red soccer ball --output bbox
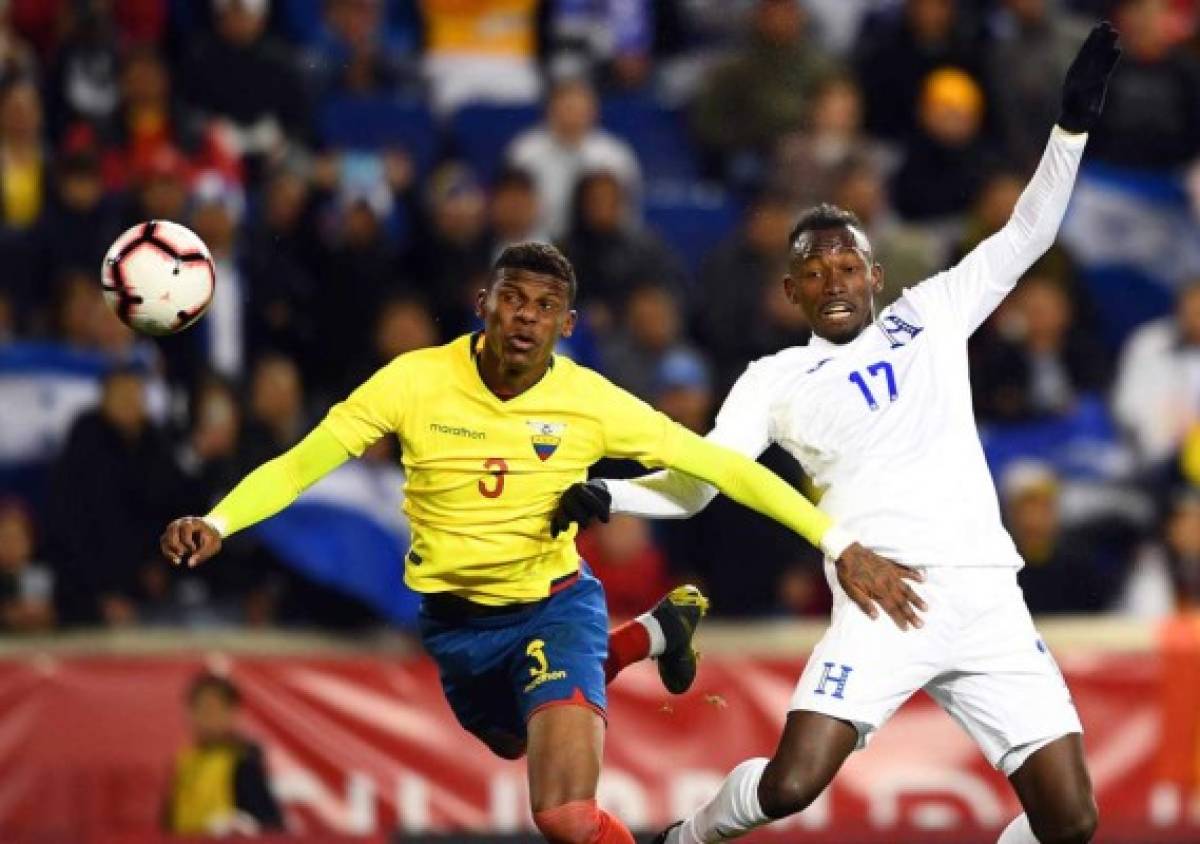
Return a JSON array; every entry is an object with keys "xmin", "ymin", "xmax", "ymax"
[{"xmin": 101, "ymin": 220, "xmax": 216, "ymax": 335}]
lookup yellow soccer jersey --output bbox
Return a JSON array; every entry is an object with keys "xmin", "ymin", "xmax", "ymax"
[{"xmin": 320, "ymin": 334, "xmax": 682, "ymax": 604}]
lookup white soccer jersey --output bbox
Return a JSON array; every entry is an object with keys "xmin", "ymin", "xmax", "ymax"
[{"xmin": 608, "ymin": 128, "xmax": 1089, "ymax": 570}]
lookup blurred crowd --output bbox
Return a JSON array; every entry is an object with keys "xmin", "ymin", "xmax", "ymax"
[{"xmin": 1, "ymin": 0, "xmax": 1200, "ymax": 633}]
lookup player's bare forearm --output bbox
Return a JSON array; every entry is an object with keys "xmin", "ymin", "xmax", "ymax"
[
  {"xmin": 161, "ymin": 426, "xmax": 350, "ymax": 567},
  {"xmin": 835, "ymin": 544, "xmax": 927, "ymax": 631}
]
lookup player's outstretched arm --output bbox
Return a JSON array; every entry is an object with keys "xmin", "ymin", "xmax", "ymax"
[
  {"xmin": 595, "ymin": 359, "xmax": 776, "ymax": 521},
  {"xmin": 160, "ymin": 426, "xmax": 350, "ymax": 567},
  {"xmin": 670, "ymin": 432, "xmax": 927, "ymax": 629},
  {"xmin": 917, "ymin": 22, "xmax": 1120, "ymax": 337}
]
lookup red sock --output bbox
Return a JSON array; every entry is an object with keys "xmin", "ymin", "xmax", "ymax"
[
  {"xmin": 592, "ymin": 807, "xmax": 636, "ymax": 843},
  {"xmin": 533, "ymin": 799, "xmax": 635, "ymax": 844},
  {"xmin": 604, "ymin": 619, "xmax": 651, "ymax": 685}
]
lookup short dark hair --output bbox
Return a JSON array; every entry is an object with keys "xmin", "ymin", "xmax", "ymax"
[
  {"xmin": 186, "ymin": 671, "xmax": 241, "ymax": 708},
  {"xmin": 787, "ymin": 203, "xmax": 865, "ymax": 249},
  {"xmin": 492, "ymin": 166, "xmax": 535, "ymax": 193},
  {"xmin": 492, "ymin": 242, "xmax": 578, "ymax": 303}
]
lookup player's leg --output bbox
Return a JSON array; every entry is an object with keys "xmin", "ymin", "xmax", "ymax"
[
  {"xmin": 657, "ymin": 566, "xmax": 943, "ymax": 843},
  {"xmin": 417, "ymin": 599, "xmax": 531, "ymax": 759},
  {"xmin": 605, "ymin": 584, "xmax": 709, "ymax": 693},
  {"xmin": 517, "ymin": 570, "xmax": 634, "ymax": 842},
  {"xmin": 527, "ymin": 703, "xmax": 633, "ymax": 844},
  {"xmin": 925, "ymin": 570, "xmax": 1092, "ymax": 844},
  {"xmin": 1000, "ymin": 734, "xmax": 1096, "ymax": 843},
  {"xmin": 656, "ymin": 710, "xmax": 858, "ymax": 844}
]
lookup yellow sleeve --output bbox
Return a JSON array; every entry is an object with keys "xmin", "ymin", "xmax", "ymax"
[
  {"xmin": 595, "ymin": 376, "xmax": 681, "ymax": 466},
  {"xmin": 667, "ymin": 430, "xmax": 849, "ymax": 554},
  {"xmin": 596, "ymin": 376, "xmax": 849, "ymax": 555},
  {"xmin": 320, "ymin": 356, "xmax": 411, "ymax": 457},
  {"xmin": 205, "ymin": 427, "xmax": 350, "ymax": 537}
]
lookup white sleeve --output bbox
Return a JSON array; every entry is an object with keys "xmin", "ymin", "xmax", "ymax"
[
  {"xmin": 607, "ymin": 361, "xmax": 775, "ymax": 518},
  {"xmin": 905, "ymin": 127, "xmax": 1088, "ymax": 337}
]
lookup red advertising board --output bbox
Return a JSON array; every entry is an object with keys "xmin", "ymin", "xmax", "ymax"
[{"xmin": 0, "ymin": 643, "xmax": 1195, "ymax": 841}]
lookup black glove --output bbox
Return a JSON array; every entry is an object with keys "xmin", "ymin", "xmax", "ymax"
[
  {"xmin": 1058, "ymin": 21, "xmax": 1121, "ymax": 134},
  {"xmin": 550, "ymin": 480, "xmax": 611, "ymax": 538}
]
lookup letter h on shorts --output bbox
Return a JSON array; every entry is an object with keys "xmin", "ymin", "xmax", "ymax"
[{"xmin": 813, "ymin": 662, "xmax": 853, "ymax": 700}]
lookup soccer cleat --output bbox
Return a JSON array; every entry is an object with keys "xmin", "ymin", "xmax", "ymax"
[
  {"xmin": 650, "ymin": 820, "xmax": 683, "ymax": 844},
  {"xmin": 651, "ymin": 585, "xmax": 709, "ymax": 694}
]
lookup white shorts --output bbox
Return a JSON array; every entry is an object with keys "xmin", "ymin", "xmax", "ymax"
[{"xmin": 792, "ymin": 565, "xmax": 1082, "ymax": 776}]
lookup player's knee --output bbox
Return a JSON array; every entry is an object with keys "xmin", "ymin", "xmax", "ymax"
[
  {"xmin": 533, "ymin": 799, "xmax": 600, "ymax": 844},
  {"xmin": 1033, "ymin": 796, "xmax": 1099, "ymax": 844},
  {"xmin": 757, "ymin": 758, "xmax": 828, "ymax": 819}
]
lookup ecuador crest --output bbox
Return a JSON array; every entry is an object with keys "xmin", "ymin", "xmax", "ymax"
[{"xmin": 527, "ymin": 420, "xmax": 566, "ymax": 461}]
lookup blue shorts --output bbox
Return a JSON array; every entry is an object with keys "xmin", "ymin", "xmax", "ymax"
[{"xmin": 417, "ymin": 567, "xmax": 609, "ymax": 743}]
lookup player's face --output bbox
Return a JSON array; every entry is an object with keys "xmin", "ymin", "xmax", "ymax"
[
  {"xmin": 784, "ymin": 226, "xmax": 883, "ymax": 344},
  {"xmin": 477, "ymin": 269, "xmax": 576, "ymax": 373}
]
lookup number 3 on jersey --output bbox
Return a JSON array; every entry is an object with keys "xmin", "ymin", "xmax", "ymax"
[
  {"xmin": 479, "ymin": 458, "xmax": 508, "ymax": 498},
  {"xmin": 848, "ymin": 361, "xmax": 898, "ymax": 410}
]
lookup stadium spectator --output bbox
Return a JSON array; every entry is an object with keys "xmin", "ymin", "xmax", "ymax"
[
  {"xmin": 547, "ymin": 0, "xmax": 654, "ymax": 90},
  {"xmin": 164, "ymin": 672, "xmax": 283, "ymax": 835},
  {"xmin": 0, "ymin": 498, "xmax": 55, "ymax": 633},
  {"xmin": 239, "ymin": 353, "xmax": 307, "ymax": 473},
  {"xmin": 125, "ymin": 143, "xmax": 190, "ymax": 225},
  {"xmin": 1003, "ymin": 461, "xmax": 1126, "ymax": 613},
  {"xmin": 401, "ymin": 161, "xmax": 490, "ymax": 334},
  {"xmin": 0, "ymin": 5, "xmax": 36, "ymax": 85},
  {"xmin": 693, "ymin": 189, "xmax": 795, "ymax": 390},
  {"xmin": 99, "ymin": 46, "xmax": 216, "ymax": 190},
  {"xmin": 0, "ymin": 289, "xmax": 12, "ymax": 341},
  {"xmin": 1114, "ymin": 281, "xmax": 1200, "ymax": 467},
  {"xmin": 1088, "ymin": 0, "xmax": 1200, "ymax": 171},
  {"xmin": 652, "ymin": 348, "xmax": 714, "ymax": 434},
  {"xmin": 0, "ymin": 76, "xmax": 47, "ymax": 231},
  {"xmin": 602, "ymin": 283, "xmax": 708, "ymax": 403},
  {"xmin": 189, "ymin": 172, "xmax": 247, "ymax": 381},
  {"xmin": 44, "ymin": 2, "xmax": 121, "ymax": 137},
  {"xmin": 1123, "ymin": 490, "xmax": 1200, "ymax": 616},
  {"xmin": 181, "ymin": 375, "xmax": 243, "ymax": 507},
  {"xmin": 1158, "ymin": 490, "xmax": 1200, "ymax": 610},
  {"xmin": 971, "ymin": 273, "xmax": 1110, "ymax": 423},
  {"xmin": 371, "ymin": 294, "xmax": 439, "ymax": 363},
  {"xmin": 691, "ymin": 0, "xmax": 839, "ymax": 180},
  {"xmin": 891, "ymin": 67, "xmax": 998, "ymax": 221},
  {"xmin": 36, "ymin": 144, "xmax": 123, "ymax": 300},
  {"xmin": 51, "ymin": 268, "xmax": 111, "ymax": 346},
  {"xmin": 853, "ymin": 0, "xmax": 987, "ymax": 141},
  {"xmin": 576, "ymin": 515, "xmax": 673, "ymax": 620},
  {"xmin": 243, "ymin": 159, "xmax": 321, "ymax": 371},
  {"xmin": 308, "ymin": 0, "xmax": 413, "ymax": 97},
  {"xmin": 179, "ymin": 0, "xmax": 310, "ymax": 165},
  {"xmin": 418, "ymin": 0, "xmax": 541, "ymax": 115},
  {"xmin": 560, "ymin": 170, "xmax": 684, "ymax": 332},
  {"xmin": 771, "ymin": 74, "xmax": 882, "ymax": 209},
  {"xmin": 507, "ymin": 77, "xmax": 641, "ymax": 239},
  {"xmin": 486, "ymin": 166, "xmax": 547, "ymax": 258},
  {"xmin": 45, "ymin": 366, "xmax": 190, "ymax": 626},
  {"xmin": 829, "ymin": 155, "xmax": 942, "ymax": 304},
  {"xmin": 987, "ymin": 0, "xmax": 1090, "ymax": 169}
]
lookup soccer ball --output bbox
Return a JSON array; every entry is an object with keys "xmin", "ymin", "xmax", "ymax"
[{"xmin": 101, "ymin": 220, "xmax": 216, "ymax": 335}]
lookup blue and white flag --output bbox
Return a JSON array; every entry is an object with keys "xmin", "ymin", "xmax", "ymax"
[
  {"xmin": 1060, "ymin": 163, "xmax": 1200, "ymax": 346},
  {"xmin": 251, "ymin": 459, "xmax": 420, "ymax": 626}
]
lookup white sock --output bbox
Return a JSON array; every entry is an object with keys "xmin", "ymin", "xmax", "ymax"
[
  {"xmin": 671, "ymin": 758, "xmax": 771, "ymax": 844},
  {"xmin": 637, "ymin": 611, "xmax": 666, "ymax": 657},
  {"xmin": 997, "ymin": 814, "xmax": 1038, "ymax": 843}
]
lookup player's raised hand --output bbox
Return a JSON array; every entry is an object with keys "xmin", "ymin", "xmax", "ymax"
[
  {"xmin": 834, "ymin": 544, "xmax": 927, "ymax": 631},
  {"xmin": 161, "ymin": 516, "xmax": 222, "ymax": 568},
  {"xmin": 1058, "ymin": 21, "xmax": 1121, "ymax": 134},
  {"xmin": 550, "ymin": 480, "xmax": 612, "ymax": 538}
]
